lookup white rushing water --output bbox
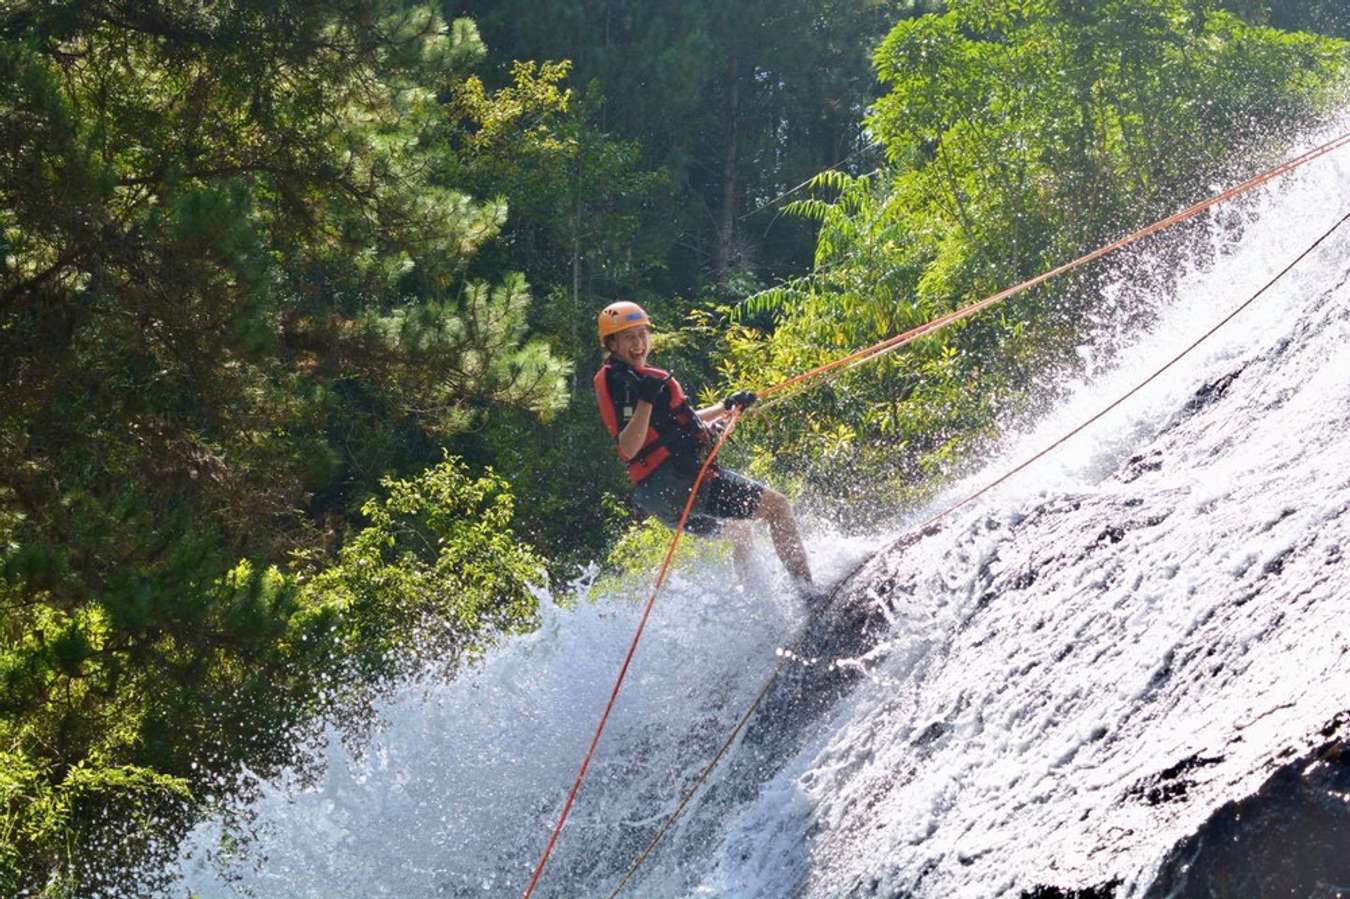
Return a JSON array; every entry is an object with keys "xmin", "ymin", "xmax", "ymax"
[{"xmin": 170, "ymin": 126, "xmax": 1350, "ymax": 898}]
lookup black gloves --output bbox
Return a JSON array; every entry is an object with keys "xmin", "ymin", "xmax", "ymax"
[
  {"xmin": 636, "ymin": 374, "xmax": 666, "ymax": 405},
  {"xmin": 722, "ymin": 390, "xmax": 757, "ymax": 411}
]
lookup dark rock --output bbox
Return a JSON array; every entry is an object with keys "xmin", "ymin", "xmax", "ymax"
[
  {"xmin": 734, "ymin": 526, "xmax": 941, "ymax": 781},
  {"xmin": 1125, "ymin": 753, "xmax": 1225, "ymax": 806},
  {"xmin": 1180, "ymin": 369, "xmax": 1243, "ymax": 416},
  {"xmin": 1145, "ymin": 717, "xmax": 1350, "ymax": 898},
  {"xmin": 1022, "ymin": 881, "xmax": 1120, "ymax": 899},
  {"xmin": 1119, "ymin": 450, "xmax": 1164, "ymax": 483},
  {"xmin": 1097, "ymin": 525, "xmax": 1126, "ymax": 545}
]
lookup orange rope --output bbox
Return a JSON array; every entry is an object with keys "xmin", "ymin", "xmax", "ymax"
[
  {"xmin": 525, "ymin": 128, "xmax": 1350, "ymax": 898},
  {"xmin": 755, "ymin": 129, "xmax": 1350, "ymax": 412},
  {"xmin": 521, "ymin": 408, "xmax": 743, "ymax": 898},
  {"xmin": 601, "ymin": 202, "xmax": 1350, "ymax": 899}
]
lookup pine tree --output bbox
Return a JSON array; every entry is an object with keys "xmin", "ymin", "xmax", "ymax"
[{"xmin": 1, "ymin": 1, "xmax": 569, "ymax": 888}]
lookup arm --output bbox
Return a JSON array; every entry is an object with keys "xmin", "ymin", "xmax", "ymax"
[
  {"xmin": 696, "ymin": 404, "xmax": 732, "ymax": 425},
  {"xmin": 617, "ymin": 400, "xmax": 655, "ymax": 460},
  {"xmin": 698, "ymin": 388, "xmax": 756, "ymax": 424}
]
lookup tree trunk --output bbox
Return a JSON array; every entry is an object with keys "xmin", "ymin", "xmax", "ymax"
[
  {"xmin": 571, "ymin": 158, "xmax": 582, "ymax": 396},
  {"xmin": 714, "ymin": 57, "xmax": 741, "ymax": 278}
]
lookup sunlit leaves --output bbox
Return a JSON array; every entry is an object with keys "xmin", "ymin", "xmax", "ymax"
[
  {"xmin": 719, "ymin": 0, "xmax": 1346, "ymax": 516},
  {"xmin": 0, "ymin": 752, "xmax": 190, "ymax": 897},
  {"xmin": 303, "ymin": 456, "xmax": 546, "ymax": 678},
  {"xmin": 0, "ymin": 1, "xmax": 574, "ymax": 890}
]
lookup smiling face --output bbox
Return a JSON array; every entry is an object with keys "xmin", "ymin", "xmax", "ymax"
[{"xmin": 607, "ymin": 325, "xmax": 652, "ymax": 369}]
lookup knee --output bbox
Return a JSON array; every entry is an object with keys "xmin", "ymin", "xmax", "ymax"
[
  {"xmin": 723, "ymin": 519, "xmax": 753, "ymax": 543},
  {"xmin": 757, "ymin": 488, "xmax": 791, "ymax": 522}
]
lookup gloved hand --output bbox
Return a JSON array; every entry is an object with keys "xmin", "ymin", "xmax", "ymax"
[
  {"xmin": 722, "ymin": 390, "xmax": 758, "ymax": 411},
  {"xmin": 636, "ymin": 374, "xmax": 666, "ymax": 405}
]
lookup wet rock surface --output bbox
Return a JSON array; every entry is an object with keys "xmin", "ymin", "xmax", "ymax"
[
  {"xmin": 1146, "ymin": 717, "xmax": 1350, "ymax": 899},
  {"xmin": 1023, "ymin": 883, "xmax": 1121, "ymax": 899},
  {"xmin": 166, "ymin": 175, "xmax": 1350, "ymax": 899},
  {"xmin": 772, "ymin": 262, "xmax": 1350, "ymax": 898},
  {"xmin": 740, "ymin": 524, "xmax": 941, "ymax": 769}
]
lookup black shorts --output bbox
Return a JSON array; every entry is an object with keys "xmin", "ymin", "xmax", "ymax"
[{"xmin": 631, "ymin": 463, "xmax": 766, "ymax": 537}]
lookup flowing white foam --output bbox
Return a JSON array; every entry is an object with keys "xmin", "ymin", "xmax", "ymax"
[
  {"xmin": 691, "ymin": 123, "xmax": 1350, "ymax": 899},
  {"xmin": 170, "ymin": 123, "xmax": 1350, "ymax": 898}
]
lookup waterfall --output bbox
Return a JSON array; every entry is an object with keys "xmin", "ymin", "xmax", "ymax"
[{"xmin": 169, "ymin": 126, "xmax": 1350, "ymax": 898}]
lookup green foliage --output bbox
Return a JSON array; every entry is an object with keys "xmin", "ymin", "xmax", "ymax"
[
  {"xmin": 302, "ymin": 457, "xmax": 547, "ymax": 682},
  {"xmin": 1, "ymin": 0, "xmax": 572, "ymax": 566},
  {"xmin": 719, "ymin": 0, "xmax": 1347, "ymax": 516},
  {"xmin": 591, "ymin": 509, "xmax": 735, "ymax": 600},
  {"xmin": 0, "ymin": 754, "xmax": 191, "ymax": 897},
  {"xmin": 452, "ymin": 0, "xmax": 908, "ymax": 286},
  {"xmin": 0, "ymin": 1, "xmax": 566, "ymax": 890},
  {"xmin": 0, "ymin": 455, "xmax": 541, "ymax": 891},
  {"xmin": 405, "ymin": 28, "xmax": 678, "ymax": 573}
]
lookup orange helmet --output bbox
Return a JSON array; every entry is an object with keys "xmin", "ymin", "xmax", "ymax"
[{"xmin": 597, "ymin": 301, "xmax": 651, "ymax": 346}]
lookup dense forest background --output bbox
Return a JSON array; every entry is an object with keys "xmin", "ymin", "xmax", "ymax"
[{"xmin": 1, "ymin": 0, "xmax": 1346, "ymax": 893}]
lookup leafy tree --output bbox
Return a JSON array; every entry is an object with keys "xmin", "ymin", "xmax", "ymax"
[
  {"xmin": 718, "ymin": 0, "xmax": 1347, "ymax": 514},
  {"xmin": 450, "ymin": 0, "xmax": 911, "ymax": 290},
  {"xmin": 442, "ymin": 0, "xmax": 922, "ymax": 565},
  {"xmin": 303, "ymin": 457, "xmax": 547, "ymax": 688},
  {"xmin": 0, "ymin": 452, "xmax": 545, "ymax": 893},
  {"xmin": 1, "ymin": 1, "xmax": 564, "ymax": 890},
  {"xmin": 435, "ymin": 53, "xmax": 671, "ymax": 572}
]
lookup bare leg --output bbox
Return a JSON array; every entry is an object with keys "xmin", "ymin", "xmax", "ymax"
[
  {"xmin": 754, "ymin": 489, "xmax": 812, "ymax": 583},
  {"xmin": 722, "ymin": 520, "xmax": 755, "ymax": 586}
]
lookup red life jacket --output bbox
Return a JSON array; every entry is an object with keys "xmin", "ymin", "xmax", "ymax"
[{"xmin": 593, "ymin": 361, "xmax": 709, "ymax": 484}]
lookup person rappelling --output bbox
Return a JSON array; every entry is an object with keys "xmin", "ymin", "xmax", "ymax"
[{"xmin": 593, "ymin": 301, "xmax": 821, "ymax": 597}]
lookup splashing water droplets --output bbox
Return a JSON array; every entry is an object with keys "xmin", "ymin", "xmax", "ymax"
[{"xmin": 171, "ymin": 123, "xmax": 1350, "ymax": 898}]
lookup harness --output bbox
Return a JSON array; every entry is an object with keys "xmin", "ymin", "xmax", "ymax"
[{"xmin": 593, "ymin": 361, "xmax": 711, "ymax": 483}]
